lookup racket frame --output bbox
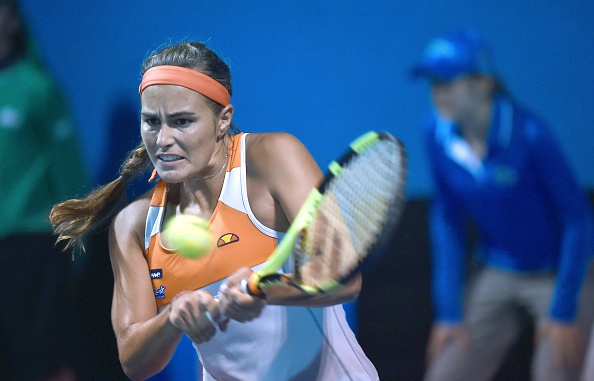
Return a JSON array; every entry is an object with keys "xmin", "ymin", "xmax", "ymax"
[{"xmin": 245, "ymin": 131, "xmax": 405, "ymax": 297}]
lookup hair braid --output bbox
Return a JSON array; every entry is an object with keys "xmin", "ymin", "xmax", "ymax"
[{"xmin": 50, "ymin": 142, "xmax": 151, "ymax": 252}]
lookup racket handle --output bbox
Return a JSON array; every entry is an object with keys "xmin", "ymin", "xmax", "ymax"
[
  {"xmin": 205, "ymin": 311, "xmax": 230, "ymax": 330},
  {"xmin": 205, "ymin": 311, "xmax": 217, "ymax": 326},
  {"xmin": 205, "ymin": 295, "xmax": 230, "ymax": 326},
  {"xmin": 240, "ymin": 274, "xmax": 266, "ymax": 298}
]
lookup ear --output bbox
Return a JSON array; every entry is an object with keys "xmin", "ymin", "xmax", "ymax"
[{"xmin": 217, "ymin": 104, "xmax": 234, "ymax": 137}]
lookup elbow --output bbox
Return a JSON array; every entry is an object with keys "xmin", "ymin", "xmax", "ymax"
[
  {"xmin": 119, "ymin": 351, "xmax": 168, "ymax": 381},
  {"xmin": 121, "ymin": 363, "xmax": 165, "ymax": 381}
]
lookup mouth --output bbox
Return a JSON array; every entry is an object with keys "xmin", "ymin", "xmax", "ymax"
[{"xmin": 156, "ymin": 154, "xmax": 183, "ymax": 163}]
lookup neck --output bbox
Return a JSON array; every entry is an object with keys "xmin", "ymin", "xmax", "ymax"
[
  {"xmin": 457, "ymin": 99, "xmax": 493, "ymax": 160},
  {"xmin": 201, "ymin": 151, "xmax": 228, "ymax": 180},
  {"xmin": 191, "ymin": 134, "xmax": 230, "ymax": 181},
  {"xmin": 171, "ymin": 176, "xmax": 222, "ymax": 220},
  {"xmin": 175, "ymin": 135, "xmax": 231, "ymax": 215},
  {"xmin": 459, "ymin": 99, "xmax": 493, "ymax": 141}
]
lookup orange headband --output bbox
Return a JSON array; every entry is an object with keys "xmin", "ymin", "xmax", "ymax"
[{"xmin": 139, "ymin": 65, "xmax": 231, "ymax": 106}]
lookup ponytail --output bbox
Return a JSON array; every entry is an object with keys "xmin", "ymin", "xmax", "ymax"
[{"xmin": 50, "ymin": 142, "xmax": 151, "ymax": 252}]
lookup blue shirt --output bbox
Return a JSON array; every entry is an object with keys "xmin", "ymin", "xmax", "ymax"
[{"xmin": 426, "ymin": 96, "xmax": 593, "ymax": 323}]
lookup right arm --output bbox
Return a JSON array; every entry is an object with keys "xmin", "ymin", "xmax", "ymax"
[{"xmin": 109, "ymin": 197, "xmax": 219, "ymax": 380}]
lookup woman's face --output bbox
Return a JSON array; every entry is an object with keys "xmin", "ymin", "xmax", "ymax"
[{"xmin": 140, "ymin": 85, "xmax": 227, "ymax": 183}]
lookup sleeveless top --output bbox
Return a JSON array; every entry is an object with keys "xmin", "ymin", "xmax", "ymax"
[{"xmin": 145, "ymin": 133, "xmax": 379, "ymax": 381}]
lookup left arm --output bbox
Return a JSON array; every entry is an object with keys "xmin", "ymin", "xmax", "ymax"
[
  {"xmin": 528, "ymin": 122, "xmax": 593, "ymax": 322},
  {"xmin": 528, "ymin": 119, "xmax": 594, "ymax": 367}
]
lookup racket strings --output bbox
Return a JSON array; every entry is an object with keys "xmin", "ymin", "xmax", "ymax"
[
  {"xmin": 295, "ymin": 138, "xmax": 406, "ymax": 290},
  {"xmin": 329, "ymin": 140, "xmax": 404, "ymax": 253},
  {"xmin": 296, "ymin": 194, "xmax": 357, "ymax": 289}
]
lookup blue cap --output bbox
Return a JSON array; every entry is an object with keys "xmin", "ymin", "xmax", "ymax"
[{"xmin": 410, "ymin": 29, "xmax": 497, "ymax": 82}]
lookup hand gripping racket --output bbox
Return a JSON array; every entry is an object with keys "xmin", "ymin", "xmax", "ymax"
[{"xmin": 243, "ymin": 131, "xmax": 407, "ymax": 297}]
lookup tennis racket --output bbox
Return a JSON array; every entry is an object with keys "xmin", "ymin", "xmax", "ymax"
[{"xmin": 242, "ymin": 130, "xmax": 407, "ymax": 297}]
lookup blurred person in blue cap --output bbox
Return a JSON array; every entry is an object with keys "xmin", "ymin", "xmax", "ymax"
[{"xmin": 411, "ymin": 28, "xmax": 594, "ymax": 381}]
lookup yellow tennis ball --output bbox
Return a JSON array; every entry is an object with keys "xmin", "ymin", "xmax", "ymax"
[{"xmin": 163, "ymin": 214, "xmax": 214, "ymax": 259}]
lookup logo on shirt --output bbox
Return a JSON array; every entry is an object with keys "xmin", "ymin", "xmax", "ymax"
[
  {"xmin": 150, "ymin": 268, "xmax": 163, "ymax": 279},
  {"xmin": 154, "ymin": 285, "xmax": 166, "ymax": 299},
  {"xmin": 217, "ymin": 233, "xmax": 239, "ymax": 247},
  {"xmin": 493, "ymin": 165, "xmax": 518, "ymax": 186}
]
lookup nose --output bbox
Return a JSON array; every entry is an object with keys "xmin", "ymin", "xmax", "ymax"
[{"xmin": 156, "ymin": 124, "xmax": 175, "ymax": 148}]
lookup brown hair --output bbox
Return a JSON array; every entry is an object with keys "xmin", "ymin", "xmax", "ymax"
[{"xmin": 50, "ymin": 41, "xmax": 235, "ymax": 251}]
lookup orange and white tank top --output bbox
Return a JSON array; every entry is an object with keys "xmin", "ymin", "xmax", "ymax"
[
  {"xmin": 144, "ymin": 133, "xmax": 379, "ymax": 381},
  {"xmin": 144, "ymin": 132, "xmax": 278, "ymax": 308}
]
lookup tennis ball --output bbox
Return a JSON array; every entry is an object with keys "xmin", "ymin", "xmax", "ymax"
[{"xmin": 163, "ymin": 214, "xmax": 214, "ymax": 259}]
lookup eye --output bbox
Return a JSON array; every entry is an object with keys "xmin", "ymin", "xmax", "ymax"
[
  {"xmin": 175, "ymin": 118, "xmax": 191, "ymax": 127},
  {"xmin": 143, "ymin": 117, "xmax": 160, "ymax": 126}
]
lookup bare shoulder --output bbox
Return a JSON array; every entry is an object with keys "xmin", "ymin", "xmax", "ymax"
[
  {"xmin": 245, "ymin": 132, "xmax": 318, "ymax": 176},
  {"xmin": 110, "ymin": 189, "xmax": 153, "ymax": 252},
  {"xmin": 244, "ymin": 132, "xmax": 323, "ymax": 223},
  {"xmin": 245, "ymin": 132, "xmax": 307, "ymax": 158}
]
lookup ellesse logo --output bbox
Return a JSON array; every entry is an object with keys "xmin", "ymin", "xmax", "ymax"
[{"xmin": 217, "ymin": 233, "xmax": 239, "ymax": 247}]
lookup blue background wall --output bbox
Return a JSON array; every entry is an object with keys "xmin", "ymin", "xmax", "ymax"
[{"xmin": 18, "ymin": 0, "xmax": 594, "ymax": 197}]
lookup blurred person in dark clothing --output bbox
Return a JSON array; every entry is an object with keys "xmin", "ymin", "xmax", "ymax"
[{"xmin": 0, "ymin": 1, "xmax": 88, "ymax": 379}]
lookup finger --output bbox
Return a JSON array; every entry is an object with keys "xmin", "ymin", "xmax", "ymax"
[
  {"xmin": 169, "ymin": 303, "xmax": 190, "ymax": 331},
  {"xmin": 169, "ymin": 311, "xmax": 184, "ymax": 330},
  {"xmin": 219, "ymin": 282, "xmax": 229, "ymax": 296},
  {"xmin": 171, "ymin": 311, "xmax": 193, "ymax": 333},
  {"xmin": 220, "ymin": 300, "xmax": 253, "ymax": 323},
  {"xmin": 187, "ymin": 330, "xmax": 205, "ymax": 344},
  {"xmin": 239, "ymin": 278, "xmax": 249, "ymax": 294},
  {"xmin": 170, "ymin": 290, "xmax": 192, "ymax": 304},
  {"xmin": 205, "ymin": 310, "xmax": 217, "ymax": 326},
  {"xmin": 218, "ymin": 317, "xmax": 229, "ymax": 332},
  {"xmin": 204, "ymin": 305, "xmax": 230, "ymax": 326},
  {"xmin": 188, "ymin": 327, "xmax": 213, "ymax": 345},
  {"xmin": 188, "ymin": 315, "xmax": 217, "ymax": 344},
  {"xmin": 200, "ymin": 293, "xmax": 230, "ymax": 328},
  {"xmin": 220, "ymin": 301, "xmax": 244, "ymax": 321}
]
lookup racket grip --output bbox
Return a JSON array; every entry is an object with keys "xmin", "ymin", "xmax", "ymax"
[
  {"xmin": 240, "ymin": 274, "xmax": 266, "ymax": 299},
  {"xmin": 205, "ymin": 311, "xmax": 217, "ymax": 326},
  {"xmin": 205, "ymin": 296, "xmax": 230, "ymax": 326},
  {"xmin": 205, "ymin": 310, "xmax": 230, "ymax": 328}
]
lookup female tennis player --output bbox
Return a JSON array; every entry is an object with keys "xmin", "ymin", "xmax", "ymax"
[{"xmin": 50, "ymin": 41, "xmax": 378, "ymax": 381}]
